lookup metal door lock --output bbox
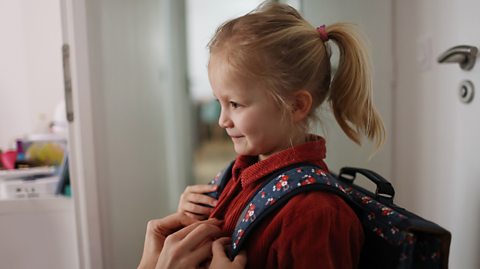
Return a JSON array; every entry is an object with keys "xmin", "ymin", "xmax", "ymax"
[{"xmin": 458, "ymin": 80, "xmax": 474, "ymax": 104}]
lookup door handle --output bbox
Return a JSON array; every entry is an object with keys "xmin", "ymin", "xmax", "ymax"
[
  {"xmin": 62, "ymin": 44, "xmax": 74, "ymax": 122},
  {"xmin": 437, "ymin": 45, "xmax": 478, "ymax": 71}
]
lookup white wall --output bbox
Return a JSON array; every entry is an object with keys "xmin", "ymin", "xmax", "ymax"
[
  {"xmin": 0, "ymin": 0, "xmax": 64, "ymax": 150},
  {"xmin": 303, "ymin": 0, "xmax": 393, "ymax": 179},
  {"xmin": 186, "ymin": 0, "xmax": 264, "ymax": 101}
]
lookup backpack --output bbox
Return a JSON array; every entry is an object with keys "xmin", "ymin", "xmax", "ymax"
[{"xmin": 208, "ymin": 161, "xmax": 451, "ymax": 269}]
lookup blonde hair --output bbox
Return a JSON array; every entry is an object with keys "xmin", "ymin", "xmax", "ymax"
[{"xmin": 208, "ymin": 2, "xmax": 385, "ymax": 148}]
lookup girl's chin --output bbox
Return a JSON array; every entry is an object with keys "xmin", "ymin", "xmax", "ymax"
[{"xmin": 232, "ymin": 143, "xmax": 253, "ymax": 156}]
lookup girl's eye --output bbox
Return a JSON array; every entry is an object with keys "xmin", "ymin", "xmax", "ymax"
[{"xmin": 230, "ymin": 101, "xmax": 240, "ymax": 109}]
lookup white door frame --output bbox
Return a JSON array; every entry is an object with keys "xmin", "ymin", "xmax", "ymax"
[{"xmin": 60, "ymin": 0, "xmax": 104, "ymax": 268}]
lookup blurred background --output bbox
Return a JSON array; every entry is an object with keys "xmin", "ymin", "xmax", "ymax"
[{"xmin": 1, "ymin": 0, "xmax": 479, "ymax": 268}]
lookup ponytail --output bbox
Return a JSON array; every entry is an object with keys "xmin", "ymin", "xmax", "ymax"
[{"xmin": 326, "ymin": 23, "xmax": 385, "ymax": 148}]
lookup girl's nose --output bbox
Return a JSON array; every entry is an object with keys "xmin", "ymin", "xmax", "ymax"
[{"xmin": 218, "ymin": 110, "xmax": 233, "ymax": 129}]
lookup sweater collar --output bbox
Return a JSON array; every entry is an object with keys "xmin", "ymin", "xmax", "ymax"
[{"xmin": 231, "ymin": 135, "xmax": 327, "ymax": 188}]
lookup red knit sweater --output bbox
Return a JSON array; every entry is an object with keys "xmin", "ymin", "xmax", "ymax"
[{"xmin": 210, "ymin": 136, "xmax": 364, "ymax": 269}]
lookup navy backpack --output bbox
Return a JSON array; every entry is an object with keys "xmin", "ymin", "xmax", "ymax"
[{"xmin": 208, "ymin": 161, "xmax": 451, "ymax": 269}]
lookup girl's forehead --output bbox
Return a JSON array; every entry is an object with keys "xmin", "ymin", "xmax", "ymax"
[
  {"xmin": 210, "ymin": 75, "xmax": 250, "ymax": 99},
  {"xmin": 209, "ymin": 57, "xmax": 250, "ymax": 91},
  {"xmin": 208, "ymin": 52, "xmax": 275, "ymax": 102},
  {"xmin": 208, "ymin": 53, "xmax": 234, "ymax": 77}
]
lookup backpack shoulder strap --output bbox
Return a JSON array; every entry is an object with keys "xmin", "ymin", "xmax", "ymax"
[
  {"xmin": 229, "ymin": 163, "xmax": 346, "ymax": 259},
  {"xmin": 207, "ymin": 160, "xmax": 235, "ymax": 199},
  {"xmin": 228, "ymin": 163, "xmax": 364, "ymax": 260}
]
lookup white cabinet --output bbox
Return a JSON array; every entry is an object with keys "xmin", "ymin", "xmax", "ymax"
[{"xmin": 0, "ymin": 197, "xmax": 79, "ymax": 269}]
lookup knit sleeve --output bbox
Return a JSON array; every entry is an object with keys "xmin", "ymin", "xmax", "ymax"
[{"xmin": 268, "ymin": 192, "xmax": 363, "ymax": 269}]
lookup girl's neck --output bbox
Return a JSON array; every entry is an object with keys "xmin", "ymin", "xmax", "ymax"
[{"xmin": 258, "ymin": 132, "xmax": 309, "ymax": 161}]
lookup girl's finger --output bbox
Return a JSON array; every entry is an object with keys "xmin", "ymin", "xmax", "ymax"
[
  {"xmin": 185, "ymin": 184, "xmax": 218, "ymax": 194},
  {"xmin": 184, "ymin": 202, "xmax": 214, "ymax": 215},
  {"xmin": 187, "ymin": 193, "xmax": 218, "ymax": 207},
  {"xmin": 184, "ymin": 211, "xmax": 207, "ymax": 220}
]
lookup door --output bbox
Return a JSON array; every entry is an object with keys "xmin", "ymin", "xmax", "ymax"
[
  {"xmin": 60, "ymin": 0, "xmax": 190, "ymax": 268},
  {"xmin": 394, "ymin": 0, "xmax": 480, "ymax": 268}
]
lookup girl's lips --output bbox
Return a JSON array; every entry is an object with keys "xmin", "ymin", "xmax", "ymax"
[{"xmin": 227, "ymin": 133, "xmax": 243, "ymax": 138}]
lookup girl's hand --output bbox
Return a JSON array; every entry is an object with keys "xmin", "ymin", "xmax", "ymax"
[
  {"xmin": 209, "ymin": 237, "xmax": 247, "ymax": 269},
  {"xmin": 178, "ymin": 184, "xmax": 219, "ymax": 220}
]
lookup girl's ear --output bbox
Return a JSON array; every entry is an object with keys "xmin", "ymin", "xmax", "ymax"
[{"xmin": 291, "ymin": 90, "xmax": 313, "ymax": 122}]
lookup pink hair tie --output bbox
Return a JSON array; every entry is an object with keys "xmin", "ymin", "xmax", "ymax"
[{"xmin": 316, "ymin": 25, "xmax": 329, "ymax": 42}]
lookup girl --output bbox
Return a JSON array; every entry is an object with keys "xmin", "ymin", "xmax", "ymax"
[{"xmin": 179, "ymin": 2, "xmax": 384, "ymax": 268}]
